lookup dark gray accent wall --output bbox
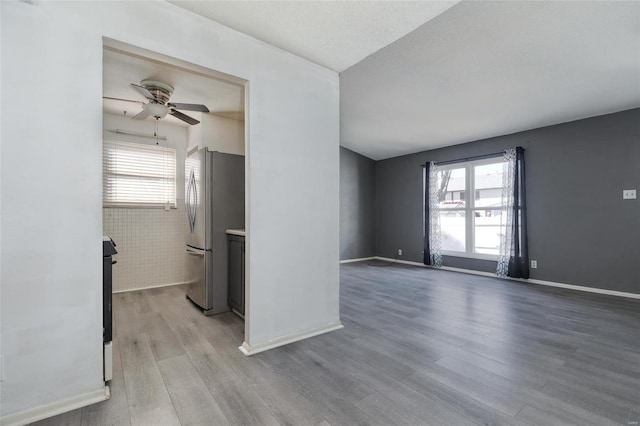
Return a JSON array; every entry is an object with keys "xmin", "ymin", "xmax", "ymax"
[
  {"xmin": 376, "ymin": 109, "xmax": 640, "ymax": 293},
  {"xmin": 340, "ymin": 146, "xmax": 376, "ymax": 260}
]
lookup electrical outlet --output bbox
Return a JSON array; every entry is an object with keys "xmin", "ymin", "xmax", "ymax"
[
  {"xmin": 397, "ymin": 249, "xmax": 402, "ymax": 256},
  {"xmin": 623, "ymin": 189, "xmax": 637, "ymax": 199},
  {"xmin": 530, "ymin": 260, "xmax": 537, "ymax": 269}
]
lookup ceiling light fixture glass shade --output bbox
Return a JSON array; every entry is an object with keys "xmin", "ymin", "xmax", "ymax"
[{"xmin": 144, "ymin": 103, "xmax": 170, "ymax": 119}]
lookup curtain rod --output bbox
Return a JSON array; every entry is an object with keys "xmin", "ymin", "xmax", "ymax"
[
  {"xmin": 421, "ymin": 150, "xmax": 506, "ymax": 168},
  {"xmin": 106, "ymin": 129, "xmax": 168, "ymax": 141}
]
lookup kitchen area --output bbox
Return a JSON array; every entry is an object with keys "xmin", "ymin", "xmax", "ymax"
[{"xmin": 101, "ymin": 46, "xmax": 249, "ymax": 388}]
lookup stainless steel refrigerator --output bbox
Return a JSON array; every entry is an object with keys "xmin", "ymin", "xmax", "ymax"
[{"xmin": 185, "ymin": 148, "xmax": 245, "ymax": 315}]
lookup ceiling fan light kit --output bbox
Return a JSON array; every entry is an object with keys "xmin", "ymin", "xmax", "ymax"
[{"xmin": 143, "ymin": 103, "xmax": 170, "ymax": 119}]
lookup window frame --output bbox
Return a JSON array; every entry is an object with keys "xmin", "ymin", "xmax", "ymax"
[
  {"xmin": 437, "ymin": 156, "xmax": 505, "ymax": 261},
  {"xmin": 103, "ymin": 139, "xmax": 178, "ymax": 209}
]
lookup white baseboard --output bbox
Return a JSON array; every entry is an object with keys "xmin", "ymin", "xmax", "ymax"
[
  {"xmin": 522, "ymin": 277, "xmax": 640, "ymax": 299},
  {"xmin": 373, "ymin": 257, "xmax": 423, "ymax": 268},
  {"xmin": 1, "ymin": 386, "xmax": 110, "ymax": 426},
  {"xmin": 113, "ymin": 281, "xmax": 187, "ymax": 294},
  {"xmin": 239, "ymin": 321, "xmax": 344, "ymax": 356},
  {"xmin": 372, "ymin": 257, "xmax": 640, "ymax": 300},
  {"xmin": 339, "ymin": 257, "xmax": 375, "ymax": 264}
]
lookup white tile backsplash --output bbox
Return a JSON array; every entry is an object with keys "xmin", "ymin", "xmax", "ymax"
[{"xmin": 103, "ymin": 206, "xmax": 187, "ymax": 292}]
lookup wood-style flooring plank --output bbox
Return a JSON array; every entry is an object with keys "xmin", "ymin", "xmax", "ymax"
[
  {"xmin": 208, "ymin": 378, "xmax": 280, "ymax": 426},
  {"xmin": 30, "ymin": 409, "xmax": 82, "ymax": 426},
  {"xmin": 128, "ymin": 404, "xmax": 180, "ymax": 426},
  {"xmin": 119, "ymin": 334, "xmax": 173, "ymax": 416},
  {"xmin": 157, "ymin": 354, "xmax": 230, "ymax": 425},
  {"xmin": 141, "ymin": 311, "xmax": 186, "ymax": 362}
]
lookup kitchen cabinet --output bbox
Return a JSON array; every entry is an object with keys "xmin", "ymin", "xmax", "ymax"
[{"xmin": 227, "ymin": 233, "xmax": 245, "ymax": 317}]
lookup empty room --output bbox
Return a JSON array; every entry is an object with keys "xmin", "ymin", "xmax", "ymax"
[{"xmin": 1, "ymin": 1, "xmax": 639, "ymax": 426}]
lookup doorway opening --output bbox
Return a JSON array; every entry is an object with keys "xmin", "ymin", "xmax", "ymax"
[{"xmin": 102, "ymin": 39, "xmax": 250, "ymax": 342}]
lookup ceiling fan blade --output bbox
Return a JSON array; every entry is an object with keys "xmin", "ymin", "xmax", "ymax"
[
  {"xmin": 130, "ymin": 83, "xmax": 156, "ymax": 101},
  {"xmin": 170, "ymin": 109, "xmax": 200, "ymax": 125},
  {"xmin": 132, "ymin": 109, "xmax": 150, "ymax": 120},
  {"xmin": 168, "ymin": 102, "xmax": 210, "ymax": 113},
  {"xmin": 103, "ymin": 96, "xmax": 145, "ymax": 105}
]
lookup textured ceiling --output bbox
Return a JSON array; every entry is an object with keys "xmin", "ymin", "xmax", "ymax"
[
  {"xmin": 168, "ymin": 0, "xmax": 460, "ymax": 72},
  {"xmin": 341, "ymin": 1, "xmax": 640, "ymax": 160}
]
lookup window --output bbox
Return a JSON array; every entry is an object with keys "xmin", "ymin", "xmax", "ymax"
[
  {"xmin": 103, "ymin": 140, "xmax": 177, "ymax": 208},
  {"xmin": 435, "ymin": 157, "xmax": 506, "ymax": 258}
]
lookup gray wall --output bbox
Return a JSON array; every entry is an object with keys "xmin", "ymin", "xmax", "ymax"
[
  {"xmin": 376, "ymin": 109, "xmax": 640, "ymax": 293},
  {"xmin": 340, "ymin": 146, "xmax": 376, "ymax": 260}
]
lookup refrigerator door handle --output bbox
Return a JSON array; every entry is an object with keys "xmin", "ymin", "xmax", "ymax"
[
  {"xmin": 186, "ymin": 169, "xmax": 197, "ymax": 233},
  {"xmin": 186, "ymin": 171, "xmax": 191, "ymax": 231},
  {"xmin": 185, "ymin": 246, "xmax": 206, "ymax": 256}
]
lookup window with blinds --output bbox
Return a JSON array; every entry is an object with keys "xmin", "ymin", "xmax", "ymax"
[{"xmin": 103, "ymin": 140, "xmax": 177, "ymax": 208}]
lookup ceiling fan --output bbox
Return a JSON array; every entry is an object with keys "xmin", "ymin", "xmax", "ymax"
[{"xmin": 104, "ymin": 79, "xmax": 209, "ymax": 125}]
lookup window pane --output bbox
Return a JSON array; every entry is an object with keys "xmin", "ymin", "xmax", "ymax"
[
  {"xmin": 474, "ymin": 209, "xmax": 502, "ymax": 255},
  {"xmin": 474, "ymin": 162, "xmax": 504, "ymax": 208},
  {"xmin": 440, "ymin": 210, "xmax": 465, "ymax": 252},
  {"xmin": 437, "ymin": 167, "xmax": 466, "ymax": 209}
]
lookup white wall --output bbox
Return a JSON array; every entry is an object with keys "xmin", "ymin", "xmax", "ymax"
[
  {"xmin": 187, "ymin": 114, "xmax": 244, "ymax": 155},
  {"xmin": 201, "ymin": 114, "xmax": 245, "ymax": 155},
  {"xmin": 1, "ymin": 0, "xmax": 339, "ymax": 419},
  {"xmin": 187, "ymin": 122, "xmax": 201, "ymax": 152},
  {"xmin": 103, "ymin": 114, "xmax": 188, "ymax": 292}
]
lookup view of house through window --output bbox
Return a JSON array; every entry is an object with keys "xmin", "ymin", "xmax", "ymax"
[
  {"xmin": 103, "ymin": 140, "xmax": 177, "ymax": 208},
  {"xmin": 436, "ymin": 157, "xmax": 506, "ymax": 257}
]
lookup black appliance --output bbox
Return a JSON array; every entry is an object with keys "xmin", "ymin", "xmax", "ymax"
[{"xmin": 102, "ymin": 237, "xmax": 117, "ymax": 342}]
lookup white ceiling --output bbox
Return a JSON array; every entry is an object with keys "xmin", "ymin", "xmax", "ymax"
[
  {"xmin": 341, "ymin": 1, "xmax": 640, "ymax": 160},
  {"xmin": 103, "ymin": 47, "xmax": 244, "ymax": 127},
  {"xmin": 168, "ymin": 0, "xmax": 460, "ymax": 72}
]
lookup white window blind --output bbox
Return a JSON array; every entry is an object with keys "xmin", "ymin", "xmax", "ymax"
[{"xmin": 103, "ymin": 140, "xmax": 177, "ymax": 208}]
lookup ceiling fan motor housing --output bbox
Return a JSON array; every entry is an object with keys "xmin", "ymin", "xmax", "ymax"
[{"xmin": 141, "ymin": 79, "xmax": 174, "ymax": 105}]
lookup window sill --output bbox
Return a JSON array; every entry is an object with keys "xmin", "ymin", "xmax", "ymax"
[
  {"xmin": 442, "ymin": 251, "xmax": 499, "ymax": 262},
  {"xmin": 103, "ymin": 204, "xmax": 177, "ymax": 209}
]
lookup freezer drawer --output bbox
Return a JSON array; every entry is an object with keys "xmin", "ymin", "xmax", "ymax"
[{"xmin": 185, "ymin": 246, "xmax": 210, "ymax": 310}]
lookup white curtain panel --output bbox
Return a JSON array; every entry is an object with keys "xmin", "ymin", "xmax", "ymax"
[
  {"xmin": 497, "ymin": 148, "xmax": 517, "ymax": 277},
  {"xmin": 428, "ymin": 161, "xmax": 443, "ymax": 268}
]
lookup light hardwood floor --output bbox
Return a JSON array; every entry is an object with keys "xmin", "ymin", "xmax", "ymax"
[{"xmin": 33, "ymin": 262, "xmax": 640, "ymax": 425}]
